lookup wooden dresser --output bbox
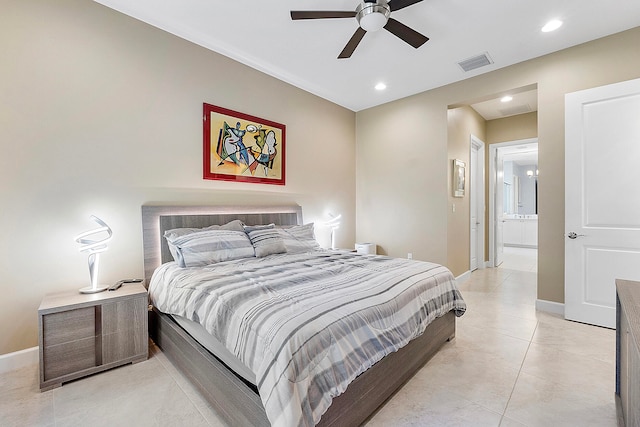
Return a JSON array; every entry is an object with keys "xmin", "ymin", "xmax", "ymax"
[
  {"xmin": 38, "ymin": 283, "xmax": 148, "ymax": 391},
  {"xmin": 616, "ymin": 279, "xmax": 640, "ymax": 427}
]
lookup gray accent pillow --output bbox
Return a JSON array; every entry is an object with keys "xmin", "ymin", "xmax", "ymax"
[
  {"xmin": 164, "ymin": 228, "xmax": 255, "ymax": 267},
  {"xmin": 244, "ymin": 224, "xmax": 287, "ymax": 258}
]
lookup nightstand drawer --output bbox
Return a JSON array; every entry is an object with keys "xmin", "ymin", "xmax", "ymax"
[
  {"xmin": 43, "ymin": 337, "xmax": 96, "ymax": 380},
  {"xmin": 42, "ymin": 307, "xmax": 95, "ymax": 346}
]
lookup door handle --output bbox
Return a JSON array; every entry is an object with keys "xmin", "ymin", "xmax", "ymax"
[{"xmin": 567, "ymin": 232, "xmax": 586, "ymax": 239}]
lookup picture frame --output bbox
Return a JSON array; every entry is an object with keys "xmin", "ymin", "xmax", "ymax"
[
  {"xmin": 453, "ymin": 159, "xmax": 465, "ymax": 197},
  {"xmin": 203, "ymin": 103, "xmax": 285, "ymax": 185}
]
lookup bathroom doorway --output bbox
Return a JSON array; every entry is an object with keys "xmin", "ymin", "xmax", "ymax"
[{"xmin": 489, "ymin": 139, "xmax": 538, "ymax": 267}]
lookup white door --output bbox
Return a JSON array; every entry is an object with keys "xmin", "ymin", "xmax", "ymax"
[
  {"xmin": 470, "ymin": 136, "xmax": 485, "ymax": 271},
  {"xmin": 471, "ymin": 144, "xmax": 479, "ymax": 271},
  {"xmin": 565, "ymin": 78, "xmax": 640, "ymax": 328},
  {"xmin": 494, "ymin": 148, "xmax": 505, "ymax": 267}
]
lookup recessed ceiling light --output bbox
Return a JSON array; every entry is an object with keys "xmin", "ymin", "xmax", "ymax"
[
  {"xmin": 501, "ymin": 95, "xmax": 513, "ymax": 103},
  {"xmin": 375, "ymin": 82, "xmax": 387, "ymax": 91},
  {"xmin": 542, "ymin": 19, "xmax": 563, "ymax": 32}
]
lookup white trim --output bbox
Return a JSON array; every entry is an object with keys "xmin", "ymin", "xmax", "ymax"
[
  {"xmin": 456, "ymin": 270, "xmax": 472, "ymax": 283},
  {"xmin": 488, "ymin": 138, "xmax": 538, "ymax": 267},
  {"xmin": 535, "ymin": 299, "xmax": 565, "ymax": 316},
  {"xmin": 0, "ymin": 346, "xmax": 38, "ymax": 374}
]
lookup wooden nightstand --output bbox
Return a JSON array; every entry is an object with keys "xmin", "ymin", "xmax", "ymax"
[{"xmin": 38, "ymin": 283, "xmax": 148, "ymax": 391}]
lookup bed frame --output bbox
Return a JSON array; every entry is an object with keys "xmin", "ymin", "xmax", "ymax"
[{"xmin": 142, "ymin": 204, "xmax": 455, "ymax": 426}]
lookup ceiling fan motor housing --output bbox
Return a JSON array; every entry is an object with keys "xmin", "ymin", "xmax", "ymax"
[{"xmin": 357, "ymin": 0, "xmax": 391, "ymax": 32}]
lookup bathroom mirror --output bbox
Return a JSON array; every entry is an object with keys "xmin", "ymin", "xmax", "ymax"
[{"xmin": 503, "ymin": 160, "xmax": 537, "ymax": 215}]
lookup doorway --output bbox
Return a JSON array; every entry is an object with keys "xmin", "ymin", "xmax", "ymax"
[{"xmin": 489, "ymin": 139, "xmax": 538, "ymax": 268}]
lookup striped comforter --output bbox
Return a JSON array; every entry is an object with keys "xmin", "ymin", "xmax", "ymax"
[{"xmin": 149, "ymin": 250, "xmax": 466, "ymax": 427}]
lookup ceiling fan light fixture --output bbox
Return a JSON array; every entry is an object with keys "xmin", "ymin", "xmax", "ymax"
[{"xmin": 356, "ymin": 1, "xmax": 391, "ymax": 32}]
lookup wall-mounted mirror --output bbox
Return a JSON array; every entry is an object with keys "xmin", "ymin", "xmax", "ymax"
[{"xmin": 503, "ymin": 159, "xmax": 537, "ymax": 215}]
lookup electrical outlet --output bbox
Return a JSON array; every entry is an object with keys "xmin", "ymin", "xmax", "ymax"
[{"xmin": 407, "ymin": 253, "xmax": 413, "ymax": 259}]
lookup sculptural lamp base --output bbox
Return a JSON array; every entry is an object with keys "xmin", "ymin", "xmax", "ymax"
[
  {"xmin": 79, "ymin": 284, "xmax": 109, "ymax": 294},
  {"xmin": 75, "ymin": 216, "xmax": 113, "ymax": 295},
  {"xmin": 78, "ymin": 250, "xmax": 108, "ymax": 294}
]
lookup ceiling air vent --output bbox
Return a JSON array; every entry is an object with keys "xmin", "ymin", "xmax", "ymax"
[
  {"xmin": 457, "ymin": 52, "xmax": 494, "ymax": 72},
  {"xmin": 499, "ymin": 104, "xmax": 533, "ymax": 117}
]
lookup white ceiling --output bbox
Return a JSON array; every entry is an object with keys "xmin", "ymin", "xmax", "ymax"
[
  {"xmin": 93, "ymin": 0, "xmax": 640, "ymax": 112},
  {"xmin": 502, "ymin": 142, "xmax": 538, "ymax": 166}
]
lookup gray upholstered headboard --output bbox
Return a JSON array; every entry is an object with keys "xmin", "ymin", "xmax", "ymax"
[{"xmin": 141, "ymin": 205, "xmax": 303, "ymax": 287}]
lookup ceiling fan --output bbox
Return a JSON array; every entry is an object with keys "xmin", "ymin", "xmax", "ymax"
[{"xmin": 290, "ymin": 0, "xmax": 429, "ymax": 59}]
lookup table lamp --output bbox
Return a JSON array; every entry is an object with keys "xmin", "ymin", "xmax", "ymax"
[
  {"xmin": 325, "ymin": 214, "xmax": 342, "ymax": 250},
  {"xmin": 75, "ymin": 215, "xmax": 113, "ymax": 294}
]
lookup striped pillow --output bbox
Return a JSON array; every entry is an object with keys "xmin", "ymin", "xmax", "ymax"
[
  {"xmin": 164, "ymin": 220, "xmax": 246, "ymax": 263},
  {"xmin": 278, "ymin": 223, "xmax": 321, "ymax": 254},
  {"xmin": 244, "ymin": 224, "xmax": 287, "ymax": 258},
  {"xmin": 163, "ymin": 220, "xmax": 245, "ymax": 240},
  {"xmin": 164, "ymin": 229, "xmax": 255, "ymax": 267}
]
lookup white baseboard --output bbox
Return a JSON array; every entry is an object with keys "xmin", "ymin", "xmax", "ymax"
[
  {"xmin": 536, "ymin": 299, "xmax": 565, "ymax": 316},
  {"xmin": 456, "ymin": 270, "xmax": 471, "ymax": 283},
  {"xmin": 0, "ymin": 347, "xmax": 38, "ymax": 374}
]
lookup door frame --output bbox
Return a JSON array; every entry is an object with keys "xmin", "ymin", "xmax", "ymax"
[
  {"xmin": 489, "ymin": 138, "xmax": 538, "ymax": 267},
  {"xmin": 470, "ymin": 135, "xmax": 486, "ymax": 270}
]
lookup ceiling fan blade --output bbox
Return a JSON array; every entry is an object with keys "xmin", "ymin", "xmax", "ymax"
[
  {"xmin": 383, "ymin": 18, "xmax": 429, "ymax": 48},
  {"xmin": 388, "ymin": 0, "xmax": 424, "ymax": 12},
  {"xmin": 338, "ymin": 27, "xmax": 367, "ymax": 59},
  {"xmin": 291, "ymin": 11, "xmax": 356, "ymax": 20}
]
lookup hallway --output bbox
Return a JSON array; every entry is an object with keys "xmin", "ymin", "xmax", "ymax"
[{"xmin": 499, "ymin": 247, "xmax": 537, "ymax": 273}]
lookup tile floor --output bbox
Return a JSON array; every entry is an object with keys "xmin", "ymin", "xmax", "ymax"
[{"xmin": 1, "ymin": 247, "xmax": 618, "ymax": 426}]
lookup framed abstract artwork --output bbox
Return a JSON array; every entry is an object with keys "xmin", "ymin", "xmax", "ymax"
[
  {"xmin": 203, "ymin": 103, "xmax": 285, "ymax": 185},
  {"xmin": 453, "ymin": 159, "xmax": 465, "ymax": 197}
]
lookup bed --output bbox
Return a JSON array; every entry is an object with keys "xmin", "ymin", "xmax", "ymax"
[{"xmin": 142, "ymin": 204, "xmax": 465, "ymax": 427}]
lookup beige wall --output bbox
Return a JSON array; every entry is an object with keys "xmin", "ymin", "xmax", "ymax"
[
  {"xmin": 356, "ymin": 27, "xmax": 640, "ymax": 303},
  {"xmin": 446, "ymin": 107, "xmax": 486, "ymax": 276},
  {"xmin": 356, "ymin": 97, "xmax": 449, "ymax": 263},
  {"xmin": 0, "ymin": 0, "xmax": 356, "ymax": 355},
  {"xmin": 486, "ymin": 112, "xmax": 538, "ymax": 145}
]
